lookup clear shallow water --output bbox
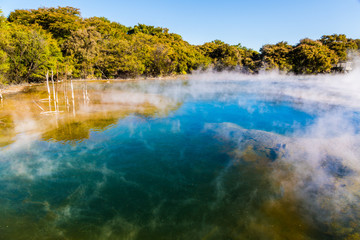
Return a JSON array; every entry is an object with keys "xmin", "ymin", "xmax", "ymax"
[{"xmin": 0, "ymin": 77, "xmax": 360, "ymax": 239}]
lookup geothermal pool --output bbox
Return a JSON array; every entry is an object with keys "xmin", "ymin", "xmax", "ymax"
[{"xmin": 0, "ymin": 73, "xmax": 359, "ymax": 239}]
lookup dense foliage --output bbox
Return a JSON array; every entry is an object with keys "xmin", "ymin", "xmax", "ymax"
[{"xmin": 0, "ymin": 7, "xmax": 359, "ymax": 84}]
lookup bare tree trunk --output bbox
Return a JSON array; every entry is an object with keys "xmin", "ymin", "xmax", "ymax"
[
  {"xmin": 0, "ymin": 89, "xmax": 3, "ymax": 106},
  {"xmin": 71, "ymin": 79, "xmax": 76, "ymax": 117},
  {"xmin": 51, "ymin": 70, "xmax": 57, "ymax": 112},
  {"xmin": 53, "ymin": 70, "xmax": 59, "ymax": 112},
  {"xmin": 64, "ymin": 66, "xmax": 70, "ymax": 111},
  {"xmin": 46, "ymin": 71, "xmax": 52, "ymax": 111}
]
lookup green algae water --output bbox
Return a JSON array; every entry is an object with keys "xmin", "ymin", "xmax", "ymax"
[{"xmin": 1, "ymin": 76, "xmax": 360, "ymax": 239}]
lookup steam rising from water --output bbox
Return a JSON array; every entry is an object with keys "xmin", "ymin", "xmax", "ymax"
[
  {"xmin": 1, "ymin": 66, "xmax": 360, "ymax": 239},
  {"xmin": 191, "ymin": 66, "xmax": 360, "ymax": 237}
]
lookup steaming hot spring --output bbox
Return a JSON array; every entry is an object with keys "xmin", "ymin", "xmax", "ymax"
[{"xmin": 0, "ymin": 71, "xmax": 360, "ymax": 239}]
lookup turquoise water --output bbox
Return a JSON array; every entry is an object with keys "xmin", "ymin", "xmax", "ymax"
[{"xmin": 0, "ymin": 79, "xmax": 359, "ymax": 239}]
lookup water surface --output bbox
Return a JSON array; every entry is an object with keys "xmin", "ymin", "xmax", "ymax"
[{"xmin": 0, "ymin": 77, "xmax": 359, "ymax": 239}]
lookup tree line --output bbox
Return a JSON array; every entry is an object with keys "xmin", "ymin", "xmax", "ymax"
[{"xmin": 0, "ymin": 6, "xmax": 359, "ymax": 85}]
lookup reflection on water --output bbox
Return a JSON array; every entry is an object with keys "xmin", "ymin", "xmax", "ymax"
[
  {"xmin": 0, "ymin": 78, "xmax": 359, "ymax": 239},
  {"xmin": 0, "ymin": 80, "xmax": 179, "ymax": 145},
  {"xmin": 0, "ymin": 115, "xmax": 15, "ymax": 147}
]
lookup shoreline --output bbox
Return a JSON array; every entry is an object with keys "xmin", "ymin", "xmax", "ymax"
[
  {"xmin": 1, "ymin": 83, "xmax": 42, "ymax": 96},
  {"xmin": 0, "ymin": 75, "xmax": 189, "ymax": 97}
]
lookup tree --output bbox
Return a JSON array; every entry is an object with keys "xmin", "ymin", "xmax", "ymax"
[
  {"xmin": 200, "ymin": 40, "xmax": 242, "ymax": 71},
  {"xmin": 260, "ymin": 41, "xmax": 293, "ymax": 71},
  {"xmin": 3, "ymin": 24, "xmax": 61, "ymax": 83},
  {"xmin": 96, "ymin": 37, "xmax": 145, "ymax": 78},
  {"xmin": 235, "ymin": 44, "xmax": 261, "ymax": 73},
  {"xmin": 355, "ymin": 39, "xmax": 360, "ymax": 50},
  {"xmin": 84, "ymin": 17, "xmax": 128, "ymax": 38},
  {"xmin": 127, "ymin": 24, "xmax": 169, "ymax": 36},
  {"xmin": 8, "ymin": 6, "xmax": 82, "ymax": 41},
  {"xmin": 62, "ymin": 26, "xmax": 102, "ymax": 78},
  {"xmin": 320, "ymin": 34, "xmax": 358, "ymax": 61},
  {"xmin": 0, "ymin": 10, "xmax": 10, "ymax": 84},
  {"xmin": 129, "ymin": 33, "xmax": 173, "ymax": 77},
  {"xmin": 290, "ymin": 38, "xmax": 338, "ymax": 74}
]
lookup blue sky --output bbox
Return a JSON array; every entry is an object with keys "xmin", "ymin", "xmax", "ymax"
[{"xmin": 1, "ymin": 0, "xmax": 359, "ymax": 51}]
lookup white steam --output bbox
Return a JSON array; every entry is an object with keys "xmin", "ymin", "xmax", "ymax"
[
  {"xmin": 192, "ymin": 65, "xmax": 360, "ymax": 236},
  {"xmin": 1, "ymin": 62, "xmax": 360, "ymax": 238}
]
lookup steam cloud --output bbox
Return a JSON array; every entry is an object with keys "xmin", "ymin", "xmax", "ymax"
[
  {"xmin": 191, "ymin": 64, "xmax": 360, "ymax": 237},
  {"xmin": 1, "ymin": 61, "xmax": 360, "ymax": 238}
]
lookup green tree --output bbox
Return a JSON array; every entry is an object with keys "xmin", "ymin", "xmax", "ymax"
[
  {"xmin": 355, "ymin": 39, "xmax": 360, "ymax": 50},
  {"xmin": 96, "ymin": 37, "xmax": 145, "ymax": 78},
  {"xmin": 0, "ymin": 10, "xmax": 10, "ymax": 84},
  {"xmin": 320, "ymin": 34, "xmax": 358, "ymax": 61},
  {"xmin": 129, "ymin": 33, "xmax": 173, "ymax": 77},
  {"xmin": 84, "ymin": 17, "xmax": 128, "ymax": 38},
  {"xmin": 3, "ymin": 24, "xmax": 61, "ymax": 83},
  {"xmin": 290, "ymin": 38, "xmax": 338, "ymax": 74},
  {"xmin": 128, "ymin": 24, "xmax": 169, "ymax": 36},
  {"xmin": 260, "ymin": 41, "xmax": 293, "ymax": 71},
  {"xmin": 8, "ymin": 6, "xmax": 82, "ymax": 41},
  {"xmin": 62, "ymin": 26, "xmax": 102, "ymax": 78},
  {"xmin": 200, "ymin": 40, "xmax": 242, "ymax": 71},
  {"xmin": 235, "ymin": 44, "xmax": 261, "ymax": 73}
]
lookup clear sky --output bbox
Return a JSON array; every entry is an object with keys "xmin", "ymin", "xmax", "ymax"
[{"xmin": 1, "ymin": 0, "xmax": 360, "ymax": 51}]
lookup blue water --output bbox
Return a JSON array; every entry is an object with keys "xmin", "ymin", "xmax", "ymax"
[{"xmin": 0, "ymin": 79, "xmax": 359, "ymax": 239}]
